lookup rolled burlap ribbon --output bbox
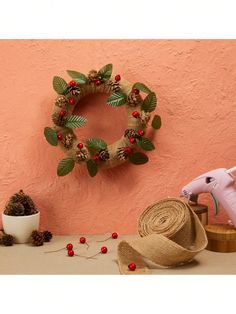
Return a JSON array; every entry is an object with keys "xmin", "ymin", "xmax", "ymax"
[{"xmin": 117, "ymin": 198, "xmax": 208, "ymax": 274}]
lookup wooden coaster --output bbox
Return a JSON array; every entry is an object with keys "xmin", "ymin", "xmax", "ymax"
[{"xmin": 205, "ymin": 224, "xmax": 236, "ymax": 253}]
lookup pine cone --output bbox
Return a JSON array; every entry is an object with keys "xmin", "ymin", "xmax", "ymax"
[
  {"xmin": 43, "ymin": 231, "xmax": 53, "ymax": 242},
  {"xmin": 98, "ymin": 149, "xmax": 110, "ymax": 161},
  {"xmin": 62, "ymin": 133, "xmax": 74, "ymax": 149},
  {"xmin": 88, "ymin": 69, "xmax": 98, "ymax": 82},
  {"xmin": 4, "ymin": 202, "xmax": 25, "ymax": 216},
  {"xmin": 9, "ymin": 190, "xmax": 37, "ymax": 216},
  {"xmin": 116, "ymin": 147, "xmax": 129, "ymax": 161},
  {"xmin": 107, "ymin": 80, "xmax": 121, "ymax": 92},
  {"xmin": 52, "ymin": 112, "xmax": 67, "ymax": 127},
  {"xmin": 2, "ymin": 234, "xmax": 14, "ymax": 246},
  {"xmin": 10, "ymin": 189, "xmax": 26, "ymax": 204},
  {"xmin": 23, "ymin": 197, "xmax": 37, "ymax": 215},
  {"xmin": 30, "ymin": 230, "xmax": 44, "ymax": 246},
  {"xmin": 55, "ymin": 96, "xmax": 68, "ymax": 108},
  {"xmin": 124, "ymin": 129, "xmax": 139, "ymax": 139},
  {"xmin": 127, "ymin": 92, "xmax": 142, "ymax": 107},
  {"xmin": 140, "ymin": 110, "xmax": 151, "ymax": 125},
  {"xmin": 67, "ymin": 86, "xmax": 81, "ymax": 97},
  {"xmin": 75, "ymin": 149, "xmax": 88, "ymax": 162}
]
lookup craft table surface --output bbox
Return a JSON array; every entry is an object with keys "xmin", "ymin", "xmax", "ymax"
[{"xmin": 0, "ymin": 235, "xmax": 235, "ymax": 275}]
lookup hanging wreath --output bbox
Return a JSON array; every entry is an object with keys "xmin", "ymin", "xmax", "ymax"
[{"xmin": 44, "ymin": 64, "xmax": 161, "ymax": 177}]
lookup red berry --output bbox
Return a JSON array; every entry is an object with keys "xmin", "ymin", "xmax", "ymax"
[
  {"xmin": 67, "ymin": 250, "xmax": 74, "ymax": 257},
  {"xmin": 80, "ymin": 237, "xmax": 86, "ymax": 244},
  {"xmin": 101, "ymin": 246, "xmax": 108, "ymax": 254},
  {"xmin": 112, "ymin": 232, "xmax": 118, "ymax": 239},
  {"xmin": 69, "ymin": 80, "xmax": 77, "ymax": 87},
  {"xmin": 95, "ymin": 80, "xmax": 101, "ymax": 86},
  {"xmin": 124, "ymin": 147, "xmax": 132, "ymax": 154},
  {"xmin": 77, "ymin": 143, "xmax": 84, "ymax": 149},
  {"xmin": 66, "ymin": 243, "xmax": 73, "ymax": 250},
  {"xmin": 93, "ymin": 155, "xmax": 100, "ymax": 162},
  {"xmin": 133, "ymin": 89, "xmax": 140, "ymax": 95},
  {"xmin": 138, "ymin": 130, "xmax": 145, "ymax": 136},
  {"xmin": 59, "ymin": 110, "xmax": 66, "ymax": 117},
  {"xmin": 128, "ymin": 263, "xmax": 136, "ymax": 271},
  {"xmin": 69, "ymin": 97, "xmax": 76, "ymax": 105},
  {"xmin": 132, "ymin": 111, "xmax": 140, "ymax": 118},
  {"xmin": 115, "ymin": 74, "xmax": 121, "ymax": 81},
  {"xmin": 57, "ymin": 133, "xmax": 63, "ymax": 141},
  {"xmin": 129, "ymin": 138, "xmax": 136, "ymax": 144}
]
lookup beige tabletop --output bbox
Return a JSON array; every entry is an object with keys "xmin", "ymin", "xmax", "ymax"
[{"xmin": 0, "ymin": 235, "xmax": 235, "ymax": 275}]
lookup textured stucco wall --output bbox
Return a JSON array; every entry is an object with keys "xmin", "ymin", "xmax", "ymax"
[{"xmin": 0, "ymin": 40, "xmax": 236, "ymax": 234}]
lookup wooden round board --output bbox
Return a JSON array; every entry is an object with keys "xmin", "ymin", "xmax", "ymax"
[{"xmin": 205, "ymin": 224, "xmax": 236, "ymax": 253}]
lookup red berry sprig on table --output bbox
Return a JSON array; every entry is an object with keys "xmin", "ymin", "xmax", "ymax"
[
  {"xmin": 101, "ymin": 246, "xmax": 108, "ymax": 254},
  {"xmin": 129, "ymin": 137, "xmax": 136, "ymax": 144},
  {"xmin": 128, "ymin": 262, "xmax": 136, "ymax": 271},
  {"xmin": 86, "ymin": 246, "xmax": 108, "ymax": 259},
  {"xmin": 69, "ymin": 80, "xmax": 77, "ymax": 87},
  {"xmin": 67, "ymin": 250, "xmax": 74, "ymax": 257},
  {"xmin": 79, "ymin": 236, "xmax": 89, "ymax": 249},
  {"xmin": 66, "ymin": 243, "xmax": 73, "ymax": 250},
  {"xmin": 111, "ymin": 232, "xmax": 118, "ymax": 239},
  {"xmin": 97, "ymin": 232, "xmax": 119, "ymax": 242},
  {"xmin": 45, "ymin": 242, "xmax": 88, "ymax": 258},
  {"xmin": 45, "ymin": 242, "xmax": 74, "ymax": 254}
]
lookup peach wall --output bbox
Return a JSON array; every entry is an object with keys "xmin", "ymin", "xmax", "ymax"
[{"xmin": 0, "ymin": 40, "xmax": 236, "ymax": 234}]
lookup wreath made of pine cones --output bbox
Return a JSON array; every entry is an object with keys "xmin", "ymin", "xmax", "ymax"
[{"xmin": 44, "ymin": 63, "xmax": 161, "ymax": 177}]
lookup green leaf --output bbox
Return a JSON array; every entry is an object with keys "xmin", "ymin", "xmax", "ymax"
[
  {"xmin": 67, "ymin": 70, "xmax": 88, "ymax": 84},
  {"xmin": 152, "ymin": 115, "xmax": 162, "ymax": 129},
  {"xmin": 44, "ymin": 127, "xmax": 58, "ymax": 146},
  {"xmin": 53, "ymin": 76, "xmax": 68, "ymax": 95},
  {"xmin": 57, "ymin": 157, "xmax": 75, "ymax": 176},
  {"xmin": 141, "ymin": 92, "xmax": 157, "ymax": 112},
  {"xmin": 107, "ymin": 92, "xmax": 127, "ymax": 107},
  {"xmin": 129, "ymin": 152, "xmax": 149, "ymax": 165},
  {"xmin": 86, "ymin": 138, "xmax": 107, "ymax": 152},
  {"xmin": 132, "ymin": 82, "xmax": 152, "ymax": 94},
  {"xmin": 65, "ymin": 115, "xmax": 87, "ymax": 128},
  {"xmin": 86, "ymin": 159, "xmax": 98, "ymax": 177},
  {"xmin": 98, "ymin": 63, "xmax": 113, "ymax": 81},
  {"xmin": 137, "ymin": 137, "xmax": 155, "ymax": 151}
]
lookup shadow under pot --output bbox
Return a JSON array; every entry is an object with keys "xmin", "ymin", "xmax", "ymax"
[{"xmin": 2, "ymin": 212, "xmax": 40, "ymax": 243}]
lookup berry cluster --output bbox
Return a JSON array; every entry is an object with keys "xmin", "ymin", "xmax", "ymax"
[{"xmin": 45, "ymin": 232, "xmax": 136, "ymax": 271}]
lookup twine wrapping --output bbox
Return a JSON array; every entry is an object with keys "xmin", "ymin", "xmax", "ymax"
[{"xmin": 117, "ymin": 198, "xmax": 208, "ymax": 274}]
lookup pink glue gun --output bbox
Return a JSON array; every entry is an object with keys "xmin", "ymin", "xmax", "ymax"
[{"xmin": 181, "ymin": 167, "xmax": 236, "ymax": 227}]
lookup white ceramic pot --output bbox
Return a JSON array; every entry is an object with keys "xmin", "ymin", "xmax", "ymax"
[{"xmin": 2, "ymin": 212, "xmax": 40, "ymax": 243}]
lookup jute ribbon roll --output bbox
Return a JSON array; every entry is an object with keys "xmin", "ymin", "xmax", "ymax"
[{"xmin": 117, "ymin": 198, "xmax": 208, "ymax": 274}]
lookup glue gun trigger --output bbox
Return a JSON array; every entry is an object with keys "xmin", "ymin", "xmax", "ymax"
[{"xmin": 210, "ymin": 193, "xmax": 219, "ymax": 216}]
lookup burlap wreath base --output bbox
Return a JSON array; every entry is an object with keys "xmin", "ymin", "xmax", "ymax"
[
  {"xmin": 44, "ymin": 64, "xmax": 161, "ymax": 177},
  {"xmin": 117, "ymin": 198, "xmax": 208, "ymax": 274}
]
